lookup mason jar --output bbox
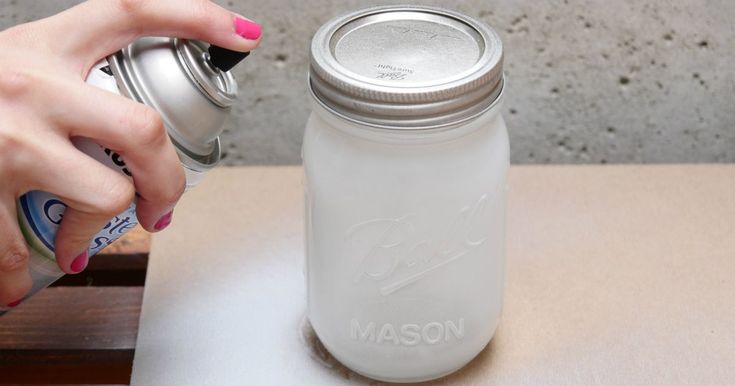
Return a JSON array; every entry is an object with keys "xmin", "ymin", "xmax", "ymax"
[{"xmin": 303, "ymin": 6, "xmax": 507, "ymax": 382}]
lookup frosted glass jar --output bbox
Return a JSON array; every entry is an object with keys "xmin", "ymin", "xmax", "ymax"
[{"xmin": 304, "ymin": 6, "xmax": 507, "ymax": 383}]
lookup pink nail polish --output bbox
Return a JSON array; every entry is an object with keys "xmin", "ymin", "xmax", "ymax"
[
  {"xmin": 70, "ymin": 251, "xmax": 89, "ymax": 273},
  {"xmin": 155, "ymin": 211, "xmax": 173, "ymax": 231},
  {"xmin": 7, "ymin": 299, "xmax": 21, "ymax": 308},
  {"xmin": 235, "ymin": 17, "xmax": 261, "ymax": 40}
]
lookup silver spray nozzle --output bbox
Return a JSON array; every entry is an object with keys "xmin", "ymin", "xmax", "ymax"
[{"xmin": 108, "ymin": 38, "xmax": 240, "ymax": 171}]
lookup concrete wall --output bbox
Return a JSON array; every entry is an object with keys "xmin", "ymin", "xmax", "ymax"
[{"xmin": 2, "ymin": 0, "xmax": 734, "ymax": 164}]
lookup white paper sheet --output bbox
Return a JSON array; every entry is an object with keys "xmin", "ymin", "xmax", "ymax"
[{"xmin": 132, "ymin": 166, "xmax": 735, "ymax": 385}]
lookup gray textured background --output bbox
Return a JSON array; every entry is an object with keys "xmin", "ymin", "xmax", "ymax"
[{"xmin": 2, "ymin": 0, "xmax": 734, "ymax": 164}]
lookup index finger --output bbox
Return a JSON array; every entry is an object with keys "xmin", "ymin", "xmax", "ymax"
[{"xmin": 43, "ymin": 0, "xmax": 261, "ymax": 68}]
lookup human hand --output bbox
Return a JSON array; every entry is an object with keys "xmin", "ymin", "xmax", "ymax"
[{"xmin": 0, "ymin": 0, "xmax": 261, "ymax": 307}]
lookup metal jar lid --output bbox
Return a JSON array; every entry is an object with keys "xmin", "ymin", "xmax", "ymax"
[{"xmin": 309, "ymin": 5, "xmax": 504, "ymax": 129}]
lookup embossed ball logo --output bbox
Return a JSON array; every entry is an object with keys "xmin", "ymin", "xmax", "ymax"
[{"xmin": 347, "ymin": 194, "xmax": 490, "ymax": 295}]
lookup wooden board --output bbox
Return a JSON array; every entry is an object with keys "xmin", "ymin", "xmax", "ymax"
[{"xmin": 0, "ymin": 227, "xmax": 150, "ymax": 385}]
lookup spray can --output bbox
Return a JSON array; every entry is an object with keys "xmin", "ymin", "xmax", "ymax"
[{"xmin": 2, "ymin": 38, "xmax": 247, "ymax": 314}]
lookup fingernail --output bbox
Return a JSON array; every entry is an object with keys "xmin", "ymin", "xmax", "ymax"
[
  {"xmin": 234, "ymin": 17, "xmax": 261, "ymax": 40},
  {"xmin": 7, "ymin": 299, "xmax": 21, "ymax": 308},
  {"xmin": 70, "ymin": 251, "xmax": 89, "ymax": 273},
  {"xmin": 155, "ymin": 210, "xmax": 173, "ymax": 231}
]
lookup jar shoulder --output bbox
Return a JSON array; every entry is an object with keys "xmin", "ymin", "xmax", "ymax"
[{"xmin": 304, "ymin": 104, "xmax": 508, "ymax": 149}]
